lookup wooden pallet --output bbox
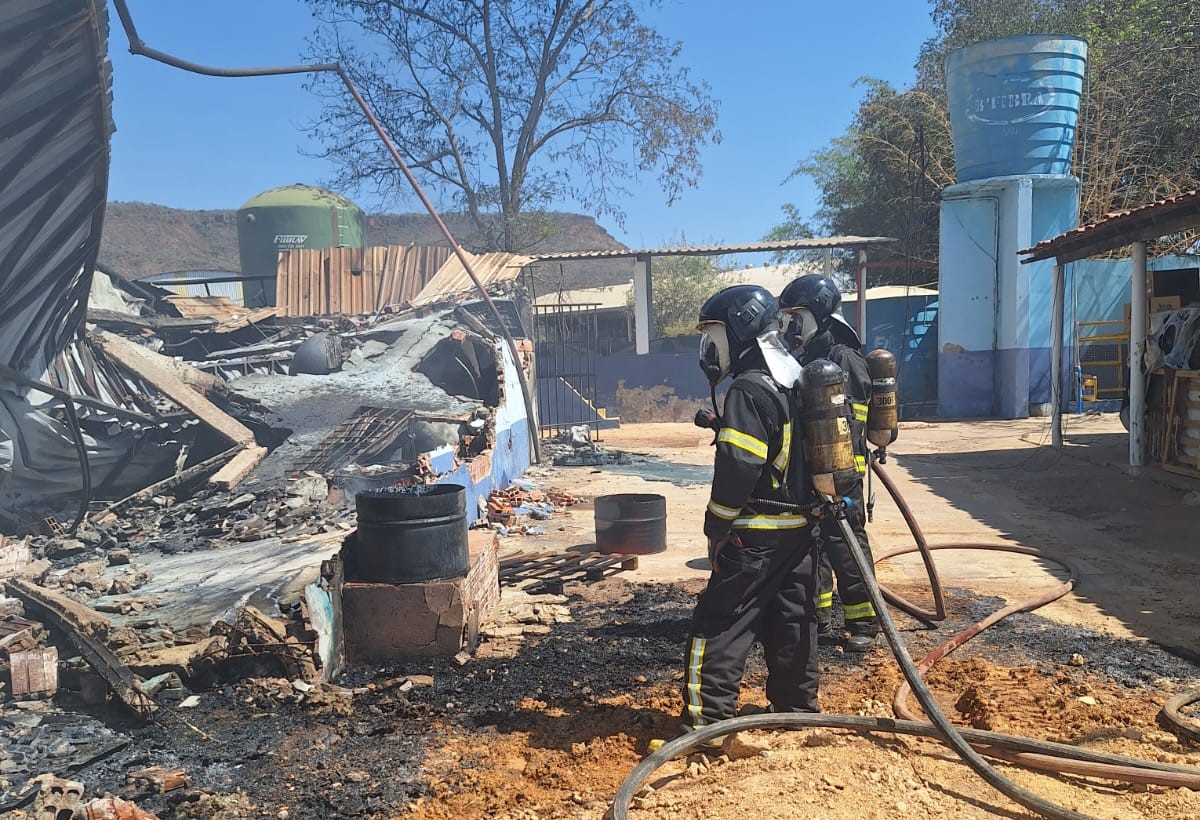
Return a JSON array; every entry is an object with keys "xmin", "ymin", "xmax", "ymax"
[{"xmin": 499, "ymin": 550, "xmax": 639, "ymax": 594}]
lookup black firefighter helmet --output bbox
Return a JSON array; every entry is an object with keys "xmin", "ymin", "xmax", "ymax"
[
  {"xmin": 697, "ymin": 284, "xmax": 779, "ymax": 384},
  {"xmin": 779, "ymin": 273, "xmax": 862, "ymax": 350}
]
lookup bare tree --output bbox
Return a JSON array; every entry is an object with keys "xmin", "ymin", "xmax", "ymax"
[{"xmin": 304, "ymin": 0, "xmax": 720, "ymax": 252}]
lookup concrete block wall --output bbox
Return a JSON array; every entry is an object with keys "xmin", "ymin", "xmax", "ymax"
[{"xmin": 938, "ymin": 175, "xmax": 1079, "ymax": 418}]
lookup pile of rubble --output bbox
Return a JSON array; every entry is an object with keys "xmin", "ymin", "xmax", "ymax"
[{"xmin": 486, "ymin": 480, "xmax": 579, "ymax": 536}]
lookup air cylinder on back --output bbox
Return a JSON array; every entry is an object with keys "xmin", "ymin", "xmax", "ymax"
[
  {"xmin": 866, "ymin": 348, "xmax": 899, "ymax": 450},
  {"xmin": 797, "ymin": 359, "xmax": 857, "ymax": 499}
]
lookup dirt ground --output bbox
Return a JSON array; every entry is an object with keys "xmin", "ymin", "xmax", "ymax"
[
  {"xmin": 11, "ymin": 415, "xmax": 1200, "ymax": 819},
  {"xmin": 399, "ymin": 415, "xmax": 1200, "ymax": 820}
]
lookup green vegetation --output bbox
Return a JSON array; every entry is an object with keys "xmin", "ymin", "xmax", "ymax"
[{"xmin": 768, "ymin": 0, "xmax": 1200, "ymax": 279}]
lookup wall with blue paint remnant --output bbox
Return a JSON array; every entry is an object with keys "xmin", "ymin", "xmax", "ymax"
[
  {"xmin": 428, "ymin": 340, "xmax": 532, "ymax": 524},
  {"xmin": 937, "ymin": 174, "xmax": 1079, "ymax": 418}
]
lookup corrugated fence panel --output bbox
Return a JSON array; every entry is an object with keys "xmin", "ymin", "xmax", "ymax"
[{"xmin": 276, "ymin": 245, "xmax": 484, "ymax": 316}]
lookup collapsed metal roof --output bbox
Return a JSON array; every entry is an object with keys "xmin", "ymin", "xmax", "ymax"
[{"xmin": 0, "ymin": 0, "xmax": 113, "ymax": 375}]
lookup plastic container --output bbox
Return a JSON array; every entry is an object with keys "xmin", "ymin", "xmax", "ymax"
[
  {"xmin": 347, "ymin": 484, "xmax": 469, "ymax": 583},
  {"xmin": 945, "ymin": 34, "xmax": 1088, "ymax": 182},
  {"xmin": 594, "ymin": 493, "xmax": 667, "ymax": 555}
]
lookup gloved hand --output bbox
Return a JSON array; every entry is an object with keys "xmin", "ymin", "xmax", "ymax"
[
  {"xmin": 707, "ymin": 533, "xmax": 742, "ymax": 569},
  {"xmin": 693, "ymin": 407, "xmax": 720, "ymax": 431}
]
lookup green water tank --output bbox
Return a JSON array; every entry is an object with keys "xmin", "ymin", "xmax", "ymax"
[{"xmin": 237, "ymin": 184, "xmax": 367, "ymax": 306}]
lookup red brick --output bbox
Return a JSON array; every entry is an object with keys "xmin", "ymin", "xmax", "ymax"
[{"xmin": 342, "ymin": 530, "xmax": 499, "ymax": 661}]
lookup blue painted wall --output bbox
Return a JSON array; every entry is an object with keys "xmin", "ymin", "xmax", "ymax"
[
  {"xmin": 938, "ymin": 174, "xmax": 1079, "ymax": 417},
  {"xmin": 431, "ymin": 342, "xmax": 533, "ymax": 526}
]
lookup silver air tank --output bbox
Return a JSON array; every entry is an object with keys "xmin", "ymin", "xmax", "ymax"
[
  {"xmin": 865, "ymin": 348, "xmax": 899, "ymax": 451},
  {"xmin": 797, "ymin": 359, "xmax": 858, "ymax": 499}
]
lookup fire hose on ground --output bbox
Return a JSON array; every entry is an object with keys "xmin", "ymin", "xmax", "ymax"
[{"xmin": 610, "ymin": 457, "xmax": 1200, "ymax": 820}]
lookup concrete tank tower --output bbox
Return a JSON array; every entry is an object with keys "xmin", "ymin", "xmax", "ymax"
[
  {"xmin": 237, "ymin": 184, "xmax": 367, "ymax": 307},
  {"xmin": 937, "ymin": 35, "xmax": 1087, "ymax": 418}
]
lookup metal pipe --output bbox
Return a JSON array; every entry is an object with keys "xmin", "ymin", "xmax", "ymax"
[
  {"xmin": 1051, "ymin": 263, "xmax": 1065, "ymax": 447},
  {"xmin": 1129, "ymin": 241, "xmax": 1147, "ymax": 468},
  {"xmin": 109, "ymin": 0, "xmax": 541, "ymax": 464},
  {"xmin": 856, "ymin": 249, "xmax": 867, "ymax": 341}
]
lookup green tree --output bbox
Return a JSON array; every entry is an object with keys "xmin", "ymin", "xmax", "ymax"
[
  {"xmin": 767, "ymin": 80, "xmax": 951, "ymax": 285},
  {"xmin": 304, "ymin": 0, "xmax": 721, "ymax": 252},
  {"xmin": 770, "ymin": 0, "xmax": 1200, "ymax": 272}
]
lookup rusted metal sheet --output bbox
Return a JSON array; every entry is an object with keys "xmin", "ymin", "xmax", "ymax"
[
  {"xmin": 159, "ymin": 295, "xmax": 276, "ymax": 330},
  {"xmin": 275, "ymin": 245, "xmax": 452, "ymax": 316},
  {"xmin": 0, "ymin": 0, "xmax": 113, "ymax": 374},
  {"xmin": 412, "ymin": 251, "xmax": 533, "ymax": 306}
]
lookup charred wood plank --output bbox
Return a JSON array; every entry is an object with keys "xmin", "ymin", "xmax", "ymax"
[{"xmin": 4, "ymin": 578, "xmax": 157, "ymax": 719}]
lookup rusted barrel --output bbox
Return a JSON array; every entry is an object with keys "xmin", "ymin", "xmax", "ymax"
[
  {"xmin": 594, "ymin": 493, "xmax": 667, "ymax": 555},
  {"xmin": 347, "ymin": 484, "xmax": 468, "ymax": 583}
]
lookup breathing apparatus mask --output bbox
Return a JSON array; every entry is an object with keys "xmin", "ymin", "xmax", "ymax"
[
  {"xmin": 698, "ymin": 322, "xmax": 732, "ymax": 386},
  {"xmin": 783, "ymin": 307, "xmax": 820, "ymax": 352}
]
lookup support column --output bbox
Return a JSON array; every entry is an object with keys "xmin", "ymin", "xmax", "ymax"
[
  {"xmin": 1050, "ymin": 262, "xmax": 1065, "ymax": 448},
  {"xmin": 823, "ymin": 248, "xmax": 833, "ymax": 277},
  {"xmin": 633, "ymin": 254, "xmax": 652, "ymax": 356},
  {"xmin": 856, "ymin": 250, "xmax": 867, "ymax": 344},
  {"xmin": 1129, "ymin": 241, "xmax": 1147, "ymax": 468}
]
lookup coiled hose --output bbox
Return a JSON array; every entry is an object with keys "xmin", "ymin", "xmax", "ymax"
[{"xmin": 610, "ymin": 457, "xmax": 1200, "ymax": 819}]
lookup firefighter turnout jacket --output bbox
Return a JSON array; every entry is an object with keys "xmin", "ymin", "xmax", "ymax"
[
  {"xmin": 703, "ymin": 368, "xmax": 805, "ymax": 541},
  {"xmin": 682, "ymin": 363, "xmax": 820, "ymax": 727}
]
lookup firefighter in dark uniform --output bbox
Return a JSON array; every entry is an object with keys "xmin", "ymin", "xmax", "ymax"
[
  {"xmin": 674, "ymin": 284, "xmax": 820, "ymax": 740},
  {"xmin": 779, "ymin": 274, "xmax": 879, "ymax": 652}
]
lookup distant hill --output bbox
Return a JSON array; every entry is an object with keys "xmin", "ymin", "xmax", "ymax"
[{"xmin": 99, "ymin": 202, "xmax": 633, "ymax": 290}]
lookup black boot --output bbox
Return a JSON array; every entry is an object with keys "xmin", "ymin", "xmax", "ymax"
[
  {"xmin": 845, "ymin": 619, "xmax": 878, "ymax": 653},
  {"xmin": 816, "ymin": 616, "xmax": 836, "ymax": 645}
]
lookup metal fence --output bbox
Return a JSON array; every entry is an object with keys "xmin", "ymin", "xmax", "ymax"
[{"xmin": 534, "ymin": 304, "xmax": 603, "ymax": 439}]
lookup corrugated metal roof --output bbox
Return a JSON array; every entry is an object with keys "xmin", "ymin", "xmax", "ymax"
[
  {"xmin": 533, "ymin": 267, "xmax": 938, "ymax": 311},
  {"xmin": 412, "ymin": 251, "xmax": 534, "ymax": 306},
  {"xmin": 0, "ymin": 0, "xmax": 113, "ymax": 376},
  {"xmin": 529, "ymin": 236, "xmax": 897, "ymax": 262},
  {"xmin": 1020, "ymin": 190, "xmax": 1200, "ymax": 264}
]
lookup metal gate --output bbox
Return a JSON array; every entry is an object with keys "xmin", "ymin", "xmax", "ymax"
[{"xmin": 534, "ymin": 304, "xmax": 603, "ymax": 439}]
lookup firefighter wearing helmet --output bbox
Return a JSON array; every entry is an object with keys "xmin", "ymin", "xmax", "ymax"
[
  {"xmin": 779, "ymin": 273, "xmax": 879, "ymax": 652},
  {"xmin": 669, "ymin": 284, "xmax": 820, "ymax": 746}
]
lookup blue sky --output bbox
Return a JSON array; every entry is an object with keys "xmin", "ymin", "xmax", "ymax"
[{"xmin": 105, "ymin": 0, "xmax": 935, "ymax": 251}]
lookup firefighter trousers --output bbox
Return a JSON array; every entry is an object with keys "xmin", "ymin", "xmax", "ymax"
[
  {"xmin": 815, "ymin": 483, "xmax": 877, "ymax": 628},
  {"xmin": 679, "ymin": 528, "xmax": 819, "ymax": 729}
]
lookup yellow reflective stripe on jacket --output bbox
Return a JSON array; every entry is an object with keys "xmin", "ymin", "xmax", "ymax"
[
  {"xmin": 854, "ymin": 455, "xmax": 867, "ymax": 474},
  {"xmin": 770, "ymin": 421, "xmax": 792, "ymax": 488},
  {"xmin": 731, "ymin": 513, "xmax": 807, "ymax": 530},
  {"xmin": 817, "ymin": 591, "xmax": 834, "ymax": 609},
  {"xmin": 852, "ymin": 402, "xmax": 869, "ymax": 422},
  {"xmin": 716, "ymin": 427, "xmax": 768, "ymax": 460},
  {"xmin": 843, "ymin": 601, "xmax": 876, "ymax": 621},
  {"xmin": 706, "ymin": 499, "xmax": 740, "ymax": 521},
  {"xmin": 684, "ymin": 636, "xmax": 708, "ymax": 726}
]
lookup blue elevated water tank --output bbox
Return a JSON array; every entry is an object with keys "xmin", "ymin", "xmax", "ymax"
[{"xmin": 946, "ymin": 34, "xmax": 1087, "ymax": 183}]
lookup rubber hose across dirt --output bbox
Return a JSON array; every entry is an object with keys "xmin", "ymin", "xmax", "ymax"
[
  {"xmin": 611, "ymin": 459, "xmax": 1200, "ymax": 819},
  {"xmin": 1162, "ymin": 691, "xmax": 1200, "ymax": 744}
]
